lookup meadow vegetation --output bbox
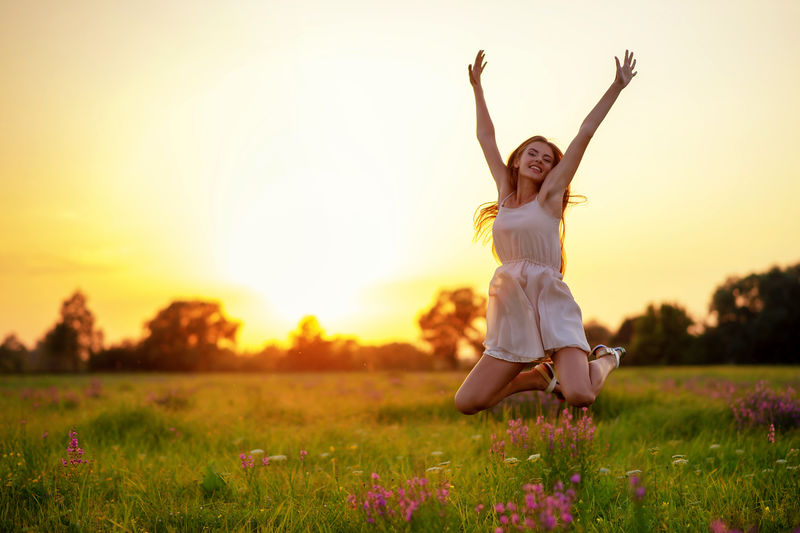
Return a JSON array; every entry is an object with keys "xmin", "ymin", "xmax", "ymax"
[{"xmin": 1, "ymin": 366, "xmax": 799, "ymax": 531}]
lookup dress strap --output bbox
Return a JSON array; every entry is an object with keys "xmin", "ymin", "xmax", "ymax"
[{"xmin": 500, "ymin": 192, "xmax": 514, "ymax": 207}]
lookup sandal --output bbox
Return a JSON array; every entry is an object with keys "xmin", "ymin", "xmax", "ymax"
[
  {"xmin": 534, "ymin": 362, "xmax": 559, "ymax": 394},
  {"xmin": 591, "ymin": 345, "xmax": 626, "ymax": 368}
]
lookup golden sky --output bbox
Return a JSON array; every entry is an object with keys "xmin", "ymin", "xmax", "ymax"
[{"xmin": 2, "ymin": 0, "xmax": 799, "ymax": 351}]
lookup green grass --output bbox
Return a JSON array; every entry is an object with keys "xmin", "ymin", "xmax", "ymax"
[{"xmin": 1, "ymin": 367, "xmax": 798, "ymax": 532}]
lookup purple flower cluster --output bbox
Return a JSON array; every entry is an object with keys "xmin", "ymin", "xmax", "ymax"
[
  {"xmin": 490, "ymin": 433, "xmax": 506, "ymax": 457},
  {"xmin": 478, "ymin": 477, "xmax": 579, "ymax": 532},
  {"xmin": 730, "ymin": 380, "xmax": 800, "ymax": 430},
  {"xmin": 347, "ymin": 473, "xmax": 450, "ymax": 524},
  {"xmin": 83, "ymin": 379, "xmax": 103, "ymax": 398},
  {"xmin": 536, "ymin": 408, "xmax": 596, "ymax": 459},
  {"xmin": 240, "ymin": 453, "xmax": 255, "ymax": 469},
  {"xmin": 61, "ymin": 429, "xmax": 86, "ymax": 466},
  {"xmin": 20, "ymin": 386, "xmax": 71, "ymax": 409},
  {"xmin": 629, "ymin": 475, "xmax": 646, "ymax": 501},
  {"xmin": 507, "ymin": 418, "xmax": 529, "ymax": 449}
]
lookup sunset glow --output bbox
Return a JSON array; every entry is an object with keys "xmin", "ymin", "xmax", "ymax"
[{"xmin": 2, "ymin": 0, "xmax": 799, "ymax": 351}]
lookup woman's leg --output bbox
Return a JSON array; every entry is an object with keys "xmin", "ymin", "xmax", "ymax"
[
  {"xmin": 551, "ymin": 347, "xmax": 617, "ymax": 407},
  {"xmin": 454, "ymin": 355, "xmax": 553, "ymax": 414}
]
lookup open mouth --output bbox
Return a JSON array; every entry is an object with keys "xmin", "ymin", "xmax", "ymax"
[{"xmin": 529, "ymin": 165, "xmax": 542, "ymax": 173}]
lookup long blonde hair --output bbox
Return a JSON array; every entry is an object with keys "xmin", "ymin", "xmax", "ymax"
[{"xmin": 473, "ymin": 135, "xmax": 584, "ymax": 275}]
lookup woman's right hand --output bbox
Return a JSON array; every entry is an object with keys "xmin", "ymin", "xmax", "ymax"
[{"xmin": 468, "ymin": 50, "xmax": 487, "ymax": 88}]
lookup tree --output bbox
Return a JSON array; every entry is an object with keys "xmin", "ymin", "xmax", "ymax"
[
  {"xmin": 628, "ymin": 303, "xmax": 697, "ymax": 365},
  {"xmin": 610, "ymin": 317, "xmax": 635, "ymax": 349},
  {"xmin": 138, "ymin": 300, "xmax": 240, "ymax": 371},
  {"xmin": 284, "ymin": 316, "xmax": 357, "ymax": 371},
  {"xmin": 705, "ymin": 264, "xmax": 800, "ymax": 363},
  {"xmin": 358, "ymin": 342, "xmax": 433, "ymax": 371},
  {"xmin": 89, "ymin": 339, "xmax": 139, "ymax": 371},
  {"xmin": 36, "ymin": 290, "xmax": 104, "ymax": 372},
  {"xmin": 583, "ymin": 320, "xmax": 612, "ymax": 350},
  {"xmin": 0, "ymin": 334, "xmax": 27, "ymax": 373},
  {"xmin": 418, "ymin": 287, "xmax": 487, "ymax": 369}
]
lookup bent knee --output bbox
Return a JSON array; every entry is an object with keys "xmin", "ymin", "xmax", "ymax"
[
  {"xmin": 562, "ymin": 389, "xmax": 596, "ymax": 408},
  {"xmin": 454, "ymin": 390, "xmax": 488, "ymax": 415}
]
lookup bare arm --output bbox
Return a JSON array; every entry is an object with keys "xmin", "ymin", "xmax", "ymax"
[
  {"xmin": 541, "ymin": 50, "xmax": 638, "ymax": 200},
  {"xmin": 469, "ymin": 50, "xmax": 507, "ymax": 196}
]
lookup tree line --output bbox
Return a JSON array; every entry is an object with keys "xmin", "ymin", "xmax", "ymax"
[{"xmin": 1, "ymin": 262, "xmax": 798, "ymax": 373}]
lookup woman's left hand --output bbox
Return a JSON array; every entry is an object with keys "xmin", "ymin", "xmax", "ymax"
[{"xmin": 614, "ymin": 50, "xmax": 637, "ymax": 88}]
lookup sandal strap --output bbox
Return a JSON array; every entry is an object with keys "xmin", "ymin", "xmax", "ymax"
[
  {"xmin": 535, "ymin": 362, "xmax": 558, "ymax": 394},
  {"xmin": 591, "ymin": 344, "xmax": 612, "ymax": 358},
  {"xmin": 592, "ymin": 345, "xmax": 624, "ymax": 368}
]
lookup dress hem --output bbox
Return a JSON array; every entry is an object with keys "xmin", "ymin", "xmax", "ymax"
[{"xmin": 484, "ymin": 344, "xmax": 590, "ymax": 364}]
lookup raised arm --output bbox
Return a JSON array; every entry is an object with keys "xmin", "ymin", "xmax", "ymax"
[
  {"xmin": 541, "ymin": 50, "xmax": 638, "ymax": 201},
  {"xmin": 469, "ymin": 50, "xmax": 507, "ymax": 196}
]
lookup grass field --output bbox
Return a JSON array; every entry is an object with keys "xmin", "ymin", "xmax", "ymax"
[{"xmin": 2, "ymin": 366, "xmax": 799, "ymax": 532}]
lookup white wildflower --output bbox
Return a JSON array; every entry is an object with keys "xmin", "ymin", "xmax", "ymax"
[
  {"xmin": 430, "ymin": 451, "xmax": 444, "ymax": 456},
  {"xmin": 503, "ymin": 457, "xmax": 519, "ymax": 464},
  {"xmin": 352, "ymin": 470, "xmax": 363, "ymax": 475},
  {"xmin": 527, "ymin": 454, "xmax": 541, "ymax": 462},
  {"xmin": 249, "ymin": 449, "xmax": 265, "ymax": 455},
  {"xmin": 709, "ymin": 444, "xmax": 721, "ymax": 450},
  {"xmin": 268, "ymin": 455, "xmax": 287, "ymax": 462},
  {"xmin": 626, "ymin": 470, "xmax": 642, "ymax": 476},
  {"xmin": 319, "ymin": 452, "xmax": 330, "ymax": 458},
  {"xmin": 426, "ymin": 466, "xmax": 442, "ymax": 473},
  {"xmin": 735, "ymin": 449, "xmax": 745, "ymax": 455},
  {"xmin": 471, "ymin": 434, "xmax": 482, "ymax": 440},
  {"xmin": 775, "ymin": 459, "xmax": 787, "ymax": 465},
  {"xmin": 672, "ymin": 458, "xmax": 688, "ymax": 466},
  {"xmin": 598, "ymin": 467, "xmax": 610, "ymax": 474},
  {"xmin": 438, "ymin": 461, "xmax": 450, "ymax": 466},
  {"xmin": 671, "ymin": 454, "xmax": 686, "ymax": 460},
  {"xmin": 762, "ymin": 468, "xmax": 774, "ymax": 473}
]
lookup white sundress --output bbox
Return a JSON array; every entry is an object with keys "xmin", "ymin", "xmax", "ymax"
[{"xmin": 483, "ymin": 193, "xmax": 590, "ymax": 363}]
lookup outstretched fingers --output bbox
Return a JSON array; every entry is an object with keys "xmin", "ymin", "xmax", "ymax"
[
  {"xmin": 614, "ymin": 49, "xmax": 638, "ymax": 87},
  {"xmin": 469, "ymin": 49, "xmax": 487, "ymax": 86}
]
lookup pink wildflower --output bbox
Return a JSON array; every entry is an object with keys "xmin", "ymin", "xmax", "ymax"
[
  {"xmin": 240, "ymin": 453, "xmax": 254, "ymax": 469},
  {"xmin": 61, "ymin": 429, "xmax": 86, "ymax": 466}
]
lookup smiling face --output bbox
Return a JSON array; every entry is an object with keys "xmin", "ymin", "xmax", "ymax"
[{"xmin": 515, "ymin": 141, "xmax": 555, "ymax": 183}]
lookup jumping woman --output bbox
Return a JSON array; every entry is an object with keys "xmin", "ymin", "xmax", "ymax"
[{"xmin": 455, "ymin": 49, "xmax": 638, "ymax": 414}]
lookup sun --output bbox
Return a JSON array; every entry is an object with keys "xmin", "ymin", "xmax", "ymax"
[
  {"xmin": 221, "ymin": 229, "xmax": 362, "ymax": 324},
  {"xmin": 216, "ymin": 187, "xmax": 399, "ymax": 327}
]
